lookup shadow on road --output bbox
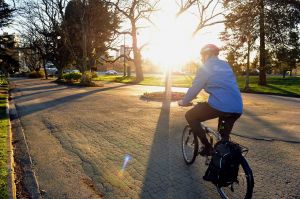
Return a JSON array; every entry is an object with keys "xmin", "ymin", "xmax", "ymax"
[
  {"xmin": 14, "ymin": 84, "xmax": 63, "ymax": 92},
  {"xmin": 140, "ymin": 99, "xmax": 171, "ymax": 198},
  {"xmin": 236, "ymin": 109, "xmax": 300, "ymax": 143},
  {"xmin": 14, "ymin": 87, "xmax": 69, "ymax": 101},
  {"xmin": 140, "ymin": 98, "xmax": 208, "ymax": 198},
  {"xmin": 14, "ymin": 84, "xmax": 130, "ymax": 117},
  {"xmin": 262, "ymin": 94, "xmax": 300, "ymax": 104}
]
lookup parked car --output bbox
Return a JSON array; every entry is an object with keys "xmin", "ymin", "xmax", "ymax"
[
  {"xmin": 45, "ymin": 64, "xmax": 58, "ymax": 76},
  {"xmin": 105, "ymin": 70, "xmax": 118, "ymax": 75}
]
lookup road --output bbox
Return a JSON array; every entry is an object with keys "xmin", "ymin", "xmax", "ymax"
[{"xmin": 10, "ymin": 78, "xmax": 300, "ymax": 199}]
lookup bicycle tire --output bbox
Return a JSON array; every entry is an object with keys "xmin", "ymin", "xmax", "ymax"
[
  {"xmin": 182, "ymin": 125, "xmax": 199, "ymax": 165},
  {"xmin": 217, "ymin": 156, "xmax": 254, "ymax": 199}
]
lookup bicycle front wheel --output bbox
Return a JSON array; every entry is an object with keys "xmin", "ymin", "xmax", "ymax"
[
  {"xmin": 217, "ymin": 156, "xmax": 254, "ymax": 199},
  {"xmin": 182, "ymin": 125, "xmax": 199, "ymax": 165}
]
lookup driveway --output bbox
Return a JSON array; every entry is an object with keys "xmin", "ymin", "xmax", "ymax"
[{"xmin": 10, "ymin": 78, "xmax": 300, "ymax": 199}]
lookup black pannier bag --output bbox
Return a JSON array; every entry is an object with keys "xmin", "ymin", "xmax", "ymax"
[{"xmin": 203, "ymin": 140, "xmax": 242, "ymax": 187}]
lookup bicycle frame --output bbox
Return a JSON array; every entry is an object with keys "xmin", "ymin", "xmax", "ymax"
[
  {"xmin": 201, "ymin": 123, "xmax": 222, "ymax": 141},
  {"xmin": 200, "ymin": 122, "xmax": 249, "ymax": 156}
]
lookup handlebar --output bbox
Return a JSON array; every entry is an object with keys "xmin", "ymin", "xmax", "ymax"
[{"xmin": 178, "ymin": 102, "xmax": 193, "ymax": 107}]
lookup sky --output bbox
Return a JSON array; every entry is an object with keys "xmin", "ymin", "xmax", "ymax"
[{"xmin": 2, "ymin": 0, "xmax": 226, "ymax": 71}]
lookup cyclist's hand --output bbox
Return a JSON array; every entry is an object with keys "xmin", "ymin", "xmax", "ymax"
[
  {"xmin": 178, "ymin": 100, "xmax": 184, "ymax": 106},
  {"xmin": 178, "ymin": 100, "xmax": 193, "ymax": 107}
]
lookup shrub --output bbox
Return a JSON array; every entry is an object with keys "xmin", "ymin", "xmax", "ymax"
[
  {"xmin": 28, "ymin": 70, "xmax": 45, "ymax": 78},
  {"xmin": 80, "ymin": 72, "xmax": 92, "ymax": 85},
  {"xmin": 62, "ymin": 72, "xmax": 82, "ymax": 82},
  {"xmin": 0, "ymin": 76, "xmax": 8, "ymax": 85},
  {"xmin": 91, "ymin": 71, "xmax": 98, "ymax": 78}
]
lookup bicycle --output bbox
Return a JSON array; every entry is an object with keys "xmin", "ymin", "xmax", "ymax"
[{"xmin": 181, "ymin": 113, "xmax": 254, "ymax": 199}]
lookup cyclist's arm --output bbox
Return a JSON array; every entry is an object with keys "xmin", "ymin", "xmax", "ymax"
[{"xmin": 182, "ymin": 65, "xmax": 209, "ymax": 105}]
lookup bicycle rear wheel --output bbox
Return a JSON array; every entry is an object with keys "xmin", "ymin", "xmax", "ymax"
[
  {"xmin": 182, "ymin": 125, "xmax": 199, "ymax": 165},
  {"xmin": 217, "ymin": 156, "xmax": 254, "ymax": 199}
]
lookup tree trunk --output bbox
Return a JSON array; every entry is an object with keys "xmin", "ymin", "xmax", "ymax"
[
  {"xmin": 42, "ymin": 59, "xmax": 48, "ymax": 80},
  {"xmin": 57, "ymin": 67, "xmax": 64, "ymax": 80},
  {"xmin": 244, "ymin": 39, "xmax": 251, "ymax": 91},
  {"xmin": 259, "ymin": 0, "xmax": 267, "ymax": 85},
  {"xmin": 290, "ymin": 61, "xmax": 296, "ymax": 76},
  {"xmin": 123, "ymin": 33, "xmax": 127, "ymax": 77},
  {"xmin": 131, "ymin": 24, "xmax": 144, "ymax": 82},
  {"xmin": 81, "ymin": 1, "xmax": 87, "ymax": 75},
  {"xmin": 82, "ymin": 30, "xmax": 87, "ymax": 73}
]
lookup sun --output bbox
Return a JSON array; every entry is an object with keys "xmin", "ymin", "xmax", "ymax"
[
  {"xmin": 140, "ymin": 0, "xmax": 225, "ymax": 72},
  {"xmin": 144, "ymin": 11, "xmax": 198, "ymax": 72}
]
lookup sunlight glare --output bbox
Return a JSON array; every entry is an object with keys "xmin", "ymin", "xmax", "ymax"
[
  {"xmin": 140, "ymin": 0, "xmax": 225, "ymax": 72},
  {"xmin": 146, "ymin": 12, "xmax": 198, "ymax": 72}
]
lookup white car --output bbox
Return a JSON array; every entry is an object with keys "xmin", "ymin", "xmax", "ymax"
[
  {"xmin": 45, "ymin": 64, "xmax": 58, "ymax": 76},
  {"xmin": 105, "ymin": 70, "xmax": 118, "ymax": 75},
  {"xmin": 63, "ymin": 69, "xmax": 80, "ymax": 74}
]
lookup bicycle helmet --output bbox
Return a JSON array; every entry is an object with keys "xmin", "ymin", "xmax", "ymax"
[{"xmin": 200, "ymin": 44, "xmax": 220, "ymax": 56}]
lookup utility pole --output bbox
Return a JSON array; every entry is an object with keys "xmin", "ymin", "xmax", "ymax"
[
  {"xmin": 164, "ymin": 67, "xmax": 172, "ymax": 101},
  {"xmin": 123, "ymin": 33, "xmax": 126, "ymax": 76}
]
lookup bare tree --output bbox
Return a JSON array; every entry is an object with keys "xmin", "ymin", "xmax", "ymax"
[
  {"xmin": 17, "ymin": 0, "xmax": 73, "ymax": 79},
  {"xmin": 109, "ymin": 0, "xmax": 159, "ymax": 82},
  {"xmin": 176, "ymin": 0, "xmax": 226, "ymax": 35}
]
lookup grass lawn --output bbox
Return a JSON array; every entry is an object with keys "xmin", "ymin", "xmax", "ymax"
[
  {"xmin": 93, "ymin": 75, "xmax": 166, "ymax": 86},
  {"xmin": 237, "ymin": 76, "xmax": 300, "ymax": 97},
  {"xmin": 94, "ymin": 75, "xmax": 300, "ymax": 97},
  {"xmin": 0, "ymin": 78, "xmax": 9, "ymax": 198}
]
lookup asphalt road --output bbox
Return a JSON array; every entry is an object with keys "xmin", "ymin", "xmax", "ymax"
[{"xmin": 10, "ymin": 78, "xmax": 300, "ymax": 199}]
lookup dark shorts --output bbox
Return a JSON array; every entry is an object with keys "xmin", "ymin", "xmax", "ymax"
[{"xmin": 185, "ymin": 102, "xmax": 241, "ymax": 141}]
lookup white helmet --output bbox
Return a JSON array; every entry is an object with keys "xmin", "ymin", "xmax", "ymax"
[{"xmin": 200, "ymin": 44, "xmax": 220, "ymax": 56}]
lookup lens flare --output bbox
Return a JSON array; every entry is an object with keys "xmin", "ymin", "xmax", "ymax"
[{"xmin": 117, "ymin": 154, "xmax": 132, "ymax": 177}]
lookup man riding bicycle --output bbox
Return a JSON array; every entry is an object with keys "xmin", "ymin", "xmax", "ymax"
[{"xmin": 178, "ymin": 44, "xmax": 243, "ymax": 156}]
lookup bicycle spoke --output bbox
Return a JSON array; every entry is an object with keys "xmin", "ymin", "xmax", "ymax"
[
  {"xmin": 182, "ymin": 126, "xmax": 198, "ymax": 165},
  {"xmin": 218, "ymin": 159, "xmax": 253, "ymax": 199}
]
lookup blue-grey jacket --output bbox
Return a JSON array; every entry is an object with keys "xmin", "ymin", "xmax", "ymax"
[{"xmin": 182, "ymin": 57, "xmax": 243, "ymax": 113}]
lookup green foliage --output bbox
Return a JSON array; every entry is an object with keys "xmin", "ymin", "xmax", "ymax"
[
  {"xmin": 0, "ymin": 86, "xmax": 9, "ymax": 198},
  {"xmin": 0, "ymin": 76, "xmax": 7, "ymax": 86},
  {"xmin": 222, "ymin": 0, "xmax": 300, "ymax": 85},
  {"xmin": 64, "ymin": 0, "xmax": 119, "ymax": 71},
  {"xmin": 0, "ymin": 0, "xmax": 14, "ymax": 28},
  {"xmin": 92, "ymin": 72, "xmax": 98, "ymax": 78},
  {"xmin": 86, "ymin": 71, "xmax": 98, "ymax": 78},
  {"xmin": 28, "ymin": 70, "xmax": 45, "ymax": 78},
  {"xmin": 62, "ymin": 72, "xmax": 82, "ymax": 82},
  {"xmin": 79, "ymin": 72, "xmax": 98, "ymax": 86},
  {"xmin": 58, "ymin": 71, "xmax": 101, "ymax": 87},
  {"xmin": 0, "ymin": 34, "xmax": 20, "ymax": 75}
]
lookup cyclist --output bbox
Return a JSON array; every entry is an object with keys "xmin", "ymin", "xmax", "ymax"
[{"xmin": 178, "ymin": 44, "xmax": 243, "ymax": 156}]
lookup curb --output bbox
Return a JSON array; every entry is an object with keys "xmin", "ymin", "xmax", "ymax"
[
  {"xmin": 9, "ymin": 84, "xmax": 42, "ymax": 199},
  {"xmin": 6, "ymin": 98, "xmax": 16, "ymax": 199}
]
